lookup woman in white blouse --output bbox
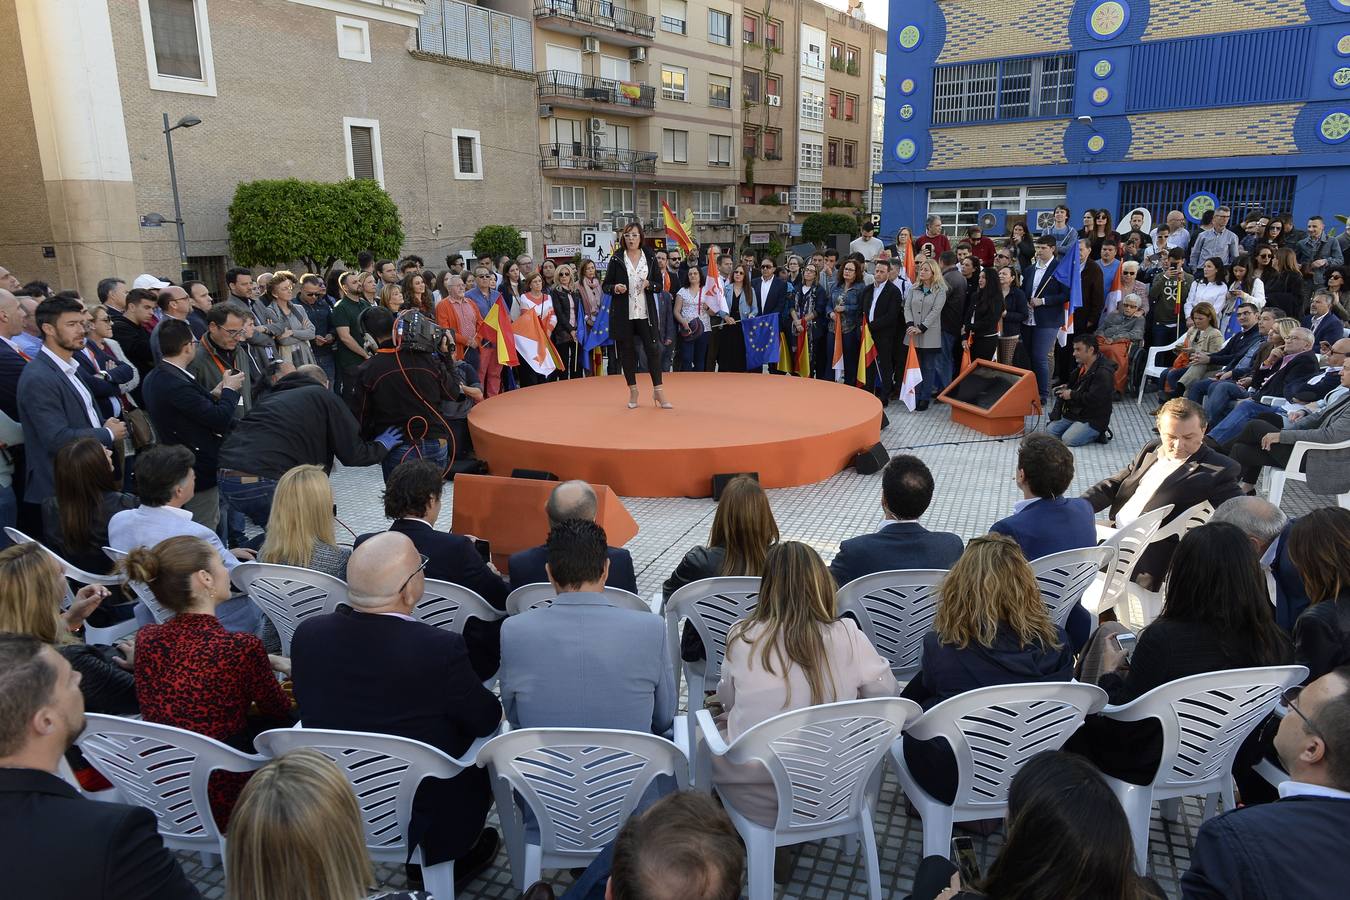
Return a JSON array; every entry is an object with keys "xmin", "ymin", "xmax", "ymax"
[
  {"xmin": 674, "ymin": 265, "xmax": 712, "ymax": 371},
  {"xmin": 601, "ymin": 222, "xmax": 670, "ymax": 409},
  {"xmin": 1221, "ymin": 254, "xmax": 1266, "ymax": 337},
  {"xmin": 1184, "ymin": 257, "xmax": 1229, "ymax": 321}
]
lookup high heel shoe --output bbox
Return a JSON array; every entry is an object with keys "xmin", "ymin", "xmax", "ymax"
[
  {"xmin": 627, "ymin": 388, "xmax": 639, "ymax": 409},
  {"xmin": 653, "ymin": 388, "xmax": 673, "ymax": 410}
]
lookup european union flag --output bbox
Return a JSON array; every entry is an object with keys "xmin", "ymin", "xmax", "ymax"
[
  {"xmin": 579, "ymin": 293, "xmax": 613, "ymax": 372},
  {"xmin": 743, "ymin": 313, "xmax": 782, "ymax": 370},
  {"xmin": 1052, "ymin": 244, "xmax": 1083, "ymax": 316}
]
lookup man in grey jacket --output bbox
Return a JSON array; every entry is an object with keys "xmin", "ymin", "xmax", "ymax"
[
  {"xmin": 1227, "ymin": 363, "xmax": 1350, "ymax": 494},
  {"xmin": 1188, "ymin": 206, "xmax": 1240, "ymax": 269}
]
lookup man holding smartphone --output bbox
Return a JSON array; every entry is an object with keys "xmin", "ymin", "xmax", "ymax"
[{"xmin": 1148, "ymin": 249, "xmax": 1193, "ymax": 347}]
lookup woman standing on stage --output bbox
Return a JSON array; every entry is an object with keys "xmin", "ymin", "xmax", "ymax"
[{"xmin": 602, "ymin": 222, "xmax": 671, "ymax": 409}]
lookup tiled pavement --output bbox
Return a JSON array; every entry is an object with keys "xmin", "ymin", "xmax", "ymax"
[{"xmin": 178, "ymin": 395, "xmax": 1331, "ymax": 899}]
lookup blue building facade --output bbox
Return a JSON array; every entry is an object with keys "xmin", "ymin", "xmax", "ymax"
[{"xmin": 877, "ymin": 0, "xmax": 1350, "ymax": 238}]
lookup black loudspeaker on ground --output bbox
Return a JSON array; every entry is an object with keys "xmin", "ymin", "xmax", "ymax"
[
  {"xmin": 712, "ymin": 472, "xmax": 759, "ymax": 500},
  {"xmin": 852, "ymin": 443, "xmax": 889, "ymax": 475},
  {"xmin": 511, "ymin": 468, "xmax": 559, "ymax": 481}
]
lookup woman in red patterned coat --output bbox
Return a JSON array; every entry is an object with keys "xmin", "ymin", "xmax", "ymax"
[{"xmin": 123, "ymin": 536, "xmax": 294, "ymax": 829}]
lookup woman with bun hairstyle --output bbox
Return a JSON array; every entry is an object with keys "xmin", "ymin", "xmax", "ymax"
[{"xmin": 124, "ymin": 535, "xmax": 294, "ymax": 829}]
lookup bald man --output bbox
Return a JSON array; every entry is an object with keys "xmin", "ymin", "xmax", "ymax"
[
  {"xmin": 289, "ymin": 531, "xmax": 503, "ymax": 889},
  {"xmin": 13, "ymin": 295, "xmax": 42, "ymax": 359},
  {"xmin": 506, "ymin": 479, "xmax": 637, "ymax": 593},
  {"xmin": 149, "ymin": 286, "xmax": 193, "ymax": 362}
]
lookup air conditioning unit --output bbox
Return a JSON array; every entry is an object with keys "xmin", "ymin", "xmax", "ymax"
[
  {"xmin": 777, "ymin": 192, "xmax": 790, "ymax": 204},
  {"xmin": 739, "ymin": 224, "xmax": 751, "ymax": 235},
  {"xmin": 778, "ymin": 223, "xmax": 791, "ymax": 235},
  {"xmin": 588, "ymin": 117, "xmax": 605, "ymax": 133},
  {"xmin": 629, "ymin": 46, "xmax": 646, "ymax": 63},
  {"xmin": 590, "ymin": 133, "xmax": 606, "ymax": 148},
  {"xmin": 538, "ymin": 104, "xmax": 553, "ymax": 118},
  {"xmin": 766, "ymin": 94, "xmax": 781, "ymax": 107},
  {"xmin": 581, "ymin": 36, "xmax": 600, "ymax": 54},
  {"xmin": 724, "ymin": 204, "xmax": 738, "ymax": 220},
  {"xmin": 1026, "ymin": 208, "xmax": 1056, "ymax": 231},
  {"xmin": 975, "ymin": 208, "xmax": 1008, "ymax": 236}
]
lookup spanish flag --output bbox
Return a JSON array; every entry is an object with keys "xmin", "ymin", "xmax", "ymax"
[
  {"xmin": 857, "ymin": 319, "xmax": 877, "ymax": 388},
  {"xmin": 478, "ymin": 297, "xmax": 519, "ymax": 367},
  {"xmin": 793, "ymin": 328, "xmax": 810, "ymax": 378},
  {"xmin": 899, "ymin": 234, "xmax": 916, "ymax": 282},
  {"xmin": 661, "ymin": 200, "xmax": 695, "ymax": 256}
]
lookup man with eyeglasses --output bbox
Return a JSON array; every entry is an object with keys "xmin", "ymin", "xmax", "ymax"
[
  {"xmin": 290, "ymin": 528, "xmax": 504, "ymax": 893},
  {"xmin": 296, "ymin": 273, "xmax": 336, "ymax": 388},
  {"xmin": 1296, "ymin": 215, "xmax": 1344, "ymax": 292},
  {"xmin": 754, "ymin": 256, "xmax": 788, "ymax": 373},
  {"xmin": 1189, "ymin": 205, "xmax": 1240, "ymax": 270},
  {"xmin": 1182, "ymin": 667, "xmax": 1350, "ymax": 899},
  {"xmin": 187, "ymin": 301, "xmax": 255, "ymax": 416},
  {"xmin": 1184, "ymin": 303, "xmax": 1267, "ymax": 417}
]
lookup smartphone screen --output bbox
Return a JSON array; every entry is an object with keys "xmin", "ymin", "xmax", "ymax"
[
  {"xmin": 474, "ymin": 539, "xmax": 491, "ymax": 562},
  {"xmin": 1115, "ymin": 632, "xmax": 1138, "ymax": 662},
  {"xmin": 952, "ymin": 836, "xmax": 981, "ymax": 885}
]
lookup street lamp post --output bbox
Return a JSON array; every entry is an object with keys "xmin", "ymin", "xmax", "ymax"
[{"xmin": 162, "ymin": 113, "xmax": 201, "ymax": 277}]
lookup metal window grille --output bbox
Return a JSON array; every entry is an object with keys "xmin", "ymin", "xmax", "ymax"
[
  {"xmin": 456, "ymin": 136, "xmax": 476, "ymax": 174},
  {"xmin": 933, "ymin": 61, "xmax": 996, "ymax": 124},
  {"xmin": 933, "ymin": 54, "xmax": 1074, "ymax": 125},
  {"xmin": 1117, "ymin": 177, "xmax": 1298, "ymax": 228},
  {"xmin": 418, "ymin": 1, "xmax": 533, "ymax": 74},
  {"xmin": 1125, "ymin": 30, "xmax": 1311, "ymax": 113}
]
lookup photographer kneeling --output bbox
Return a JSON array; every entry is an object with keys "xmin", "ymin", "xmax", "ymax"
[
  {"xmin": 1048, "ymin": 334, "xmax": 1116, "ymax": 447},
  {"xmin": 352, "ymin": 306, "xmax": 469, "ymax": 482}
]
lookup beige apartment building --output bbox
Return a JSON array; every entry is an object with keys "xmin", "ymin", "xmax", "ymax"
[
  {"xmin": 2, "ymin": 0, "xmax": 542, "ymax": 299},
  {"xmin": 737, "ymin": 0, "xmax": 883, "ymax": 234},
  {"xmin": 519, "ymin": 0, "xmax": 743, "ymax": 250}
]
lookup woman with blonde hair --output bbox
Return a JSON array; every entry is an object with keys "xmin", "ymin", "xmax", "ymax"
[
  {"xmin": 258, "ymin": 465, "xmax": 349, "ymax": 580},
  {"xmin": 1158, "ymin": 301, "xmax": 1224, "ymax": 403},
  {"xmin": 262, "ymin": 270, "xmax": 317, "ymax": 367},
  {"xmin": 0, "ymin": 542, "xmax": 137, "ymax": 715},
  {"xmin": 226, "ymin": 749, "xmax": 426, "ymax": 900},
  {"xmin": 711, "ymin": 541, "xmax": 898, "ymax": 825},
  {"xmin": 377, "ymin": 282, "xmax": 404, "ymax": 314},
  {"xmin": 900, "ymin": 533, "xmax": 1073, "ymax": 803}
]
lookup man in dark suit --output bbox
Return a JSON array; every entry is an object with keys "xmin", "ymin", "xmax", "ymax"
[
  {"xmin": 290, "ymin": 532, "xmax": 503, "ymax": 892},
  {"xmin": 355, "ymin": 459, "xmax": 508, "ymax": 679},
  {"xmin": 0, "ymin": 289, "xmax": 29, "ymax": 420},
  {"xmin": 141, "ymin": 319, "xmax": 244, "ymax": 532},
  {"xmin": 1206, "ymin": 327, "xmax": 1322, "ymax": 447},
  {"xmin": 864, "ymin": 258, "xmax": 903, "ymax": 404},
  {"xmin": 15, "ymin": 296, "xmax": 126, "ymax": 507},
  {"xmin": 829, "ymin": 454, "xmax": 964, "ymax": 587},
  {"xmin": 1182, "ymin": 667, "xmax": 1350, "ymax": 899},
  {"xmin": 0, "ymin": 634, "xmax": 200, "ymax": 900},
  {"xmin": 507, "ymin": 479, "xmax": 638, "ymax": 594},
  {"xmin": 1082, "ymin": 398, "xmax": 1243, "ymax": 591},
  {"xmin": 111, "ymin": 288, "xmax": 157, "ymax": 397},
  {"xmin": 1021, "ymin": 235, "xmax": 1070, "ymax": 403}
]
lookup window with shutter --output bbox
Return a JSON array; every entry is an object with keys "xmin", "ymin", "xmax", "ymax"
[
  {"xmin": 457, "ymin": 137, "xmax": 475, "ymax": 174},
  {"xmin": 147, "ymin": 0, "xmax": 203, "ymax": 79},
  {"xmin": 349, "ymin": 127, "xmax": 375, "ymax": 181}
]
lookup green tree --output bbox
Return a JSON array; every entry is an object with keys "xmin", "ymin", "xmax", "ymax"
[
  {"xmin": 471, "ymin": 225, "xmax": 525, "ymax": 265},
  {"xmin": 801, "ymin": 212, "xmax": 858, "ymax": 248},
  {"xmin": 227, "ymin": 178, "xmax": 403, "ymax": 274}
]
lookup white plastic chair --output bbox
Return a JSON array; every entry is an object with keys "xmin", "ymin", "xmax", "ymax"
[
  {"xmin": 835, "ymin": 569, "xmax": 947, "ymax": 681},
  {"xmin": 1027, "ymin": 546, "xmax": 1115, "ymax": 629},
  {"xmin": 2, "ymin": 528, "xmax": 138, "ymax": 645},
  {"xmin": 889, "ymin": 682, "xmax": 1108, "ymax": 859},
  {"xmin": 505, "ymin": 582, "xmax": 649, "ymax": 616},
  {"xmin": 231, "ymin": 562, "xmax": 348, "ymax": 655},
  {"xmin": 254, "ymin": 727, "xmax": 490, "ymax": 900},
  {"xmin": 1097, "ymin": 665, "xmax": 1307, "ymax": 874},
  {"xmin": 662, "ymin": 576, "xmax": 761, "ymax": 776},
  {"xmin": 1117, "ymin": 501, "xmax": 1214, "ymax": 630},
  {"xmin": 1267, "ymin": 438, "xmax": 1350, "ymax": 509},
  {"xmin": 1081, "ymin": 505, "xmax": 1173, "ymax": 615},
  {"xmin": 76, "ymin": 714, "xmax": 267, "ymax": 867},
  {"xmin": 104, "ymin": 545, "xmax": 175, "ymax": 624},
  {"xmin": 476, "ymin": 727, "xmax": 688, "ymax": 890},
  {"xmin": 695, "ymin": 698, "xmax": 922, "ymax": 900},
  {"xmin": 414, "ymin": 578, "xmax": 506, "ymax": 633},
  {"xmin": 1136, "ymin": 335, "xmax": 1185, "ymax": 403}
]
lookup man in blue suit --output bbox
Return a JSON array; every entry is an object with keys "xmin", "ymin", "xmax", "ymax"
[
  {"xmin": 990, "ymin": 432, "xmax": 1097, "ymax": 650},
  {"xmin": 500, "ymin": 519, "xmax": 674, "ymax": 736},
  {"xmin": 507, "ymin": 480, "xmax": 637, "ymax": 594},
  {"xmin": 15, "ymin": 296, "xmax": 125, "ymax": 506},
  {"xmin": 1182, "ymin": 667, "xmax": 1350, "ymax": 899},
  {"xmin": 355, "ymin": 459, "xmax": 508, "ymax": 680},
  {"xmin": 829, "ymin": 455, "xmax": 963, "ymax": 587},
  {"xmin": 141, "ymin": 319, "xmax": 244, "ymax": 532},
  {"xmin": 1021, "ymin": 235, "xmax": 1070, "ymax": 403}
]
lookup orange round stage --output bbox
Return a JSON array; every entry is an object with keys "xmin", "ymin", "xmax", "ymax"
[{"xmin": 467, "ymin": 372, "xmax": 883, "ymax": 498}]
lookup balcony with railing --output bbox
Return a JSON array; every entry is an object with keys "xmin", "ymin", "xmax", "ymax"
[
  {"xmin": 540, "ymin": 143, "xmax": 658, "ymax": 177},
  {"xmin": 537, "ymin": 70, "xmax": 656, "ymax": 115},
  {"xmin": 417, "ymin": 0, "xmax": 533, "ymax": 73},
  {"xmin": 800, "ymin": 50, "xmax": 825, "ymax": 78},
  {"xmin": 533, "ymin": 0, "xmax": 655, "ymax": 46}
]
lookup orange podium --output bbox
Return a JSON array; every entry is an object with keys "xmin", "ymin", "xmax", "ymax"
[
  {"xmin": 450, "ymin": 473, "xmax": 637, "ymax": 572},
  {"xmin": 467, "ymin": 372, "xmax": 882, "ymax": 498},
  {"xmin": 938, "ymin": 360, "xmax": 1040, "ymax": 436}
]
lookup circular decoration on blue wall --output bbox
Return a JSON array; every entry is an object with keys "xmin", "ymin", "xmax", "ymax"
[
  {"xmin": 1331, "ymin": 0, "xmax": 1350, "ymax": 11},
  {"xmin": 1091, "ymin": 86, "xmax": 1111, "ymax": 106},
  {"xmin": 1087, "ymin": 1, "xmax": 1130, "ymax": 41},
  {"xmin": 895, "ymin": 138, "xmax": 918, "ymax": 163},
  {"xmin": 896, "ymin": 25, "xmax": 922, "ymax": 52},
  {"xmin": 1335, "ymin": 67, "xmax": 1350, "ymax": 89},
  {"xmin": 899, "ymin": 104, "xmax": 914, "ymax": 120},
  {"xmin": 1087, "ymin": 135, "xmax": 1106, "ymax": 154},
  {"xmin": 1184, "ymin": 192, "xmax": 1219, "ymax": 224},
  {"xmin": 1093, "ymin": 59, "xmax": 1113, "ymax": 78},
  {"xmin": 900, "ymin": 78, "xmax": 916, "ymax": 95},
  {"xmin": 1319, "ymin": 110, "xmax": 1350, "ymax": 144},
  {"xmin": 1339, "ymin": 35, "xmax": 1350, "ymax": 57}
]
